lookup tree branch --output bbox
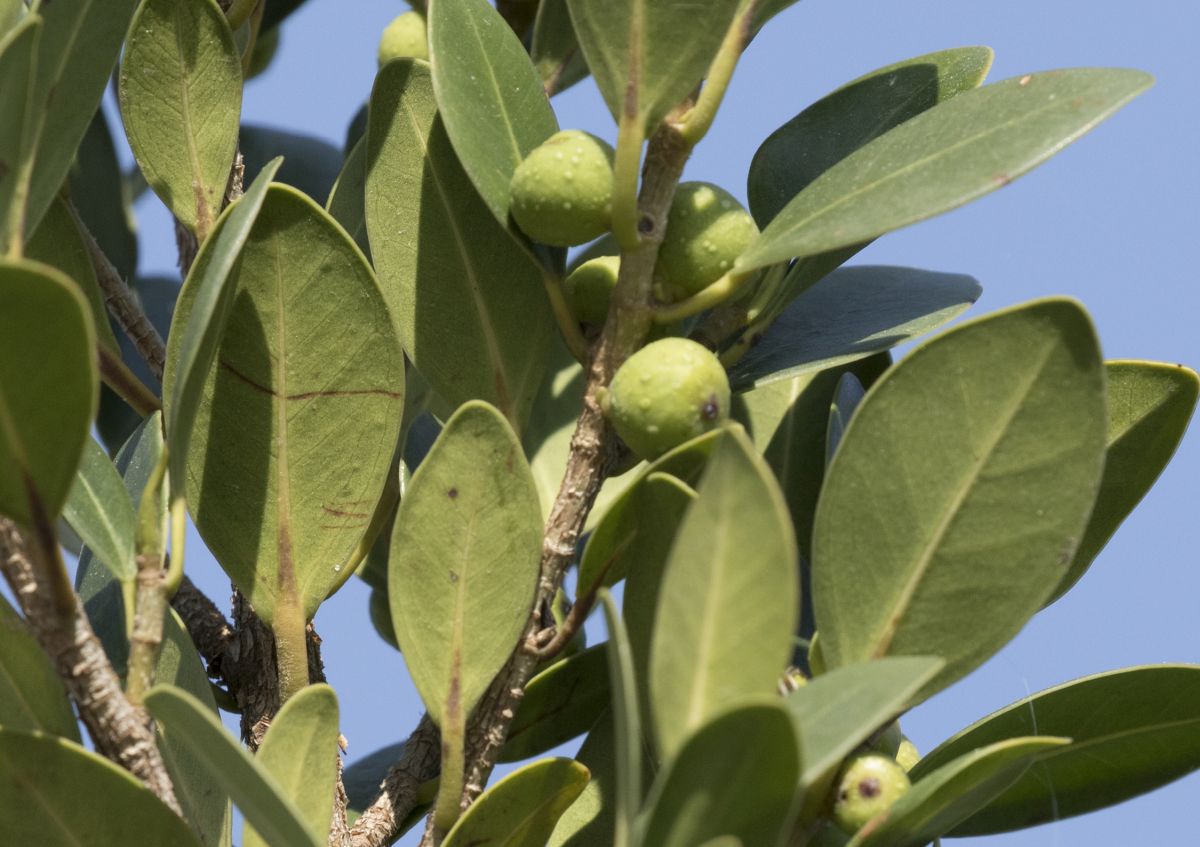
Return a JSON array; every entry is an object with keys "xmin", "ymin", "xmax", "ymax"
[
  {"xmin": 0, "ymin": 517, "xmax": 181, "ymax": 813},
  {"xmin": 349, "ymin": 714, "xmax": 442, "ymax": 847}
]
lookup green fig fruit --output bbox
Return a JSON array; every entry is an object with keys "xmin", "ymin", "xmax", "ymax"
[
  {"xmin": 833, "ymin": 754, "xmax": 911, "ymax": 834},
  {"xmin": 602, "ymin": 337, "xmax": 730, "ymax": 460},
  {"xmin": 655, "ymin": 182, "xmax": 758, "ymax": 301},
  {"xmin": 566, "ymin": 255, "xmax": 620, "ymax": 325},
  {"xmin": 378, "ymin": 11, "xmax": 428, "ymax": 66},
  {"xmin": 510, "ymin": 130, "xmax": 615, "ymax": 247}
]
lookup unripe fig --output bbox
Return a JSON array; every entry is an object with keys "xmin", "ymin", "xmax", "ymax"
[
  {"xmin": 833, "ymin": 754, "xmax": 911, "ymax": 834},
  {"xmin": 378, "ymin": 11, "xmax": 428, "ymax": 66},
  {"xmin": 896, "ymin": 738, "xmax": 921, "ymax": 772},
  {"xmin": 566, "ymin": 255, "xmax": 619, "ymax": 325},
  {"xmin": 601, "ymin": 338, "xmax": 730, "ymax": 460},
  {"xmin": 509, "ymin": 130, "xmax": 615, "ymax": 247},
  {"xmin": 655, "ymin": 182, "xmax": 758, "ymax": 301},
  {"xmin": 868, "ymin": 721, "xmax": 903, "ymax": 759}
]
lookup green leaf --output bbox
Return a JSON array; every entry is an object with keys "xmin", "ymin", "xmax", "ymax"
[
  {"xmin": 245, "ymin": 684, "xmax": 340, "ymax": 847},
  {"xmin": 579, "ymin": 470, "xmax": 695, "ymax": 598},
  {"xmin": 390, "ymin": 401, "xmax": 541, "ymax": 725},
  {"xmin": 747, "ymin": 47, "xmax": 994, "ymax": 227},
  {"xmin": 0, "ymin": 729, "xmax": 202, "ymax": 846},
  {"xmin": 548, "ymin": 713, "xmax": 616, "ymax": 847},
  {"xmin": 69, "ymin": 107, "xmax": 139, "ymax": 281},
  {"xmin": 428, "ymin": 0, "xmax": 558, "ymax": 226},
  {"xmin": 443, "ymin": 758, "xmax": 591, "ymax": 847},
  {"xmin": 812, "ymin": 299, "xmax": 1107, "ymax": 699},
  {"xmin": 62, "ymin": 436, "xmax": 136, "ymax": 583},
  {"xmin": 163, "ymin": 158, "xmax": 280, "ymax": 518},
  {"xmin": 0, "ymin": 0, "xmax": 22, "ymax": 35},
  {"xmin": 598, "ymin": 591, "xmax": 640, "ymax": 847},
  {"xmin": 0, "ymin": 259, "xmax": 97, "ymax": 526},
  {"xmin": 532, "ymin": 0, "xmax": 590, "ymax": 97},
  {"xmin": 366, "ymin": 59, "xmax": 554, "ymax": 431},
  {"xmin": 649, "ymin": 427, "xmax": 798, "ymax": 759},
  {"xmin": 737, "ymin": 68, "xmax": 1153, "ymax": 272},
  {"xmin": 566, "ymin": 0, "xmax": 742, "ymax": 131},
  {"xmin": 23, "ymin": 0, "xmax": 139, "ymax": 238},
  {"xmin": 750, "ymin": 0, "xmax": 803, "ymax": 34},
  {"xmin": 144, "ymin": 685, "xmax": 322, "ymax": 847},
  {"xmin": 326, "ymin": 137, "xmax": 370, "ymax": 257},
  {"xmin": 847, "ymin": 737, "xmax": 1068, "ymax": 847},
  {"xmin": 0, "ymin": 595, "xmax": 79, "ymax": 740},
  {"xmin": 168, "ymin": 181, "xmax": 403, "ymax": 623},
  {"xmin": 241, "ymin": 124, "xmax": 344, "ymax": 204},
  {"xmin": 119, "ymin": 0, "xmax": 242, "ymax": 237},
  {"xmin": 639, "ymin": 701, "xmax": 800, "ymax": 847},
  {"xmin": 1047, "ymin": 361, "xmax": 1199, "ymax": 604},
  {"xmin": 914, "ymin": 665, "xmax": 1200, "ymax": 836},
  {"xmin": 785, "ymin": 658, "xmax": 942, "ymax": 792},
  {"xmin": 0, "ymin": 16, "xmax": 39, "ymax": 254},
  {"xmin": 826, "ymin": 372, "xmax": 866, "ymax": 465},
  {"xmin": 501, "ymin": 643, "xmax": 610, "ymax": 764},
  {"xmin": 727, "ymin": 265, "xmax": 980, "ymax": 392},
  {"xmin": 25, "ymin": 198, "xmax": 121, "ymax": 354}
]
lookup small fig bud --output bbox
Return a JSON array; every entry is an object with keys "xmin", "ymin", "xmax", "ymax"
[
  {"xmin": 566, "ymin": 255, "xmax": 620, "ymax": 325},
  {"xmin": 603, "ymin": 338, "xmax": 730, "ymax": 460},
  {"xmin": 833, "ymin": 754, "xmax": 911, "ymax": 834},
  {"xmin": 655, "ymin": 182, "xmax": 758, "ymax": 301},
  {"xmin": 510, "ymin": 130, "xmax": 615, "ymax": 247},
  {"xmin": 378, "ymin": 11, "xmax": 428, "ymax": 66}
]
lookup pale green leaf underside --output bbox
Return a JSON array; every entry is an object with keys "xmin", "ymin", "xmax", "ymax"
[
  {"xmin": 62, "ymin": 437, "xmax": 136, "ymax": 584},
  {"xmin": 168, "ymin": 184, "xmax": 404, "ymax": 623},
  {"xmin": 0, "ymin": 17, "xmax": 39, "ymax": 255},
  {"xmin": 0, "ymin": 729, "xmax": 202, "ymax": 846},
  {"xmin": 0, "ymin": 596, "xmax": 80, "ymax": 741},
  {"xmin": 443, "ymin": 758, "xmax": 590, "ymax": 847},
  {"xmin": 738, "ymin": 68, "xmax": 1153, "ymax": 272},
  {"xmin": 649, "ymin": 427, "xmax": 798, "ymax": 759},
  {"xmin": 812, "ymin": 299, "xmax": 1106, "ymax": 700},
  {"xmin": 366, "ymin": 60, "xmax": 553, "ymax": 432},
  {"xmin": 389, "ymin": 401, "xmax": 542, "ymax": 725},
  {"xmin": 119, "ymin": 0, "xmax": 242, "ymax": 234}
]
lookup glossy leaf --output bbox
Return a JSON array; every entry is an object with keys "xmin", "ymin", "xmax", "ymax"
[
  {"xmin": 738, "ymin": 68, "xmax": 1153, "ymax": 272},
  {"xmin": 25, "ymin": 197, "xmax": 121, "ymax": 354},
  {"xmin": 428, "ymin": 0, "xmax": 558, "ymax": 225},
  {"xmin": 532, "ymin": 0, "xmax": 589, "ymax": 96},
  {"xmin": 1047, "ymin": 361, "xmax": 1199, "ymax": 603},
  {"xmin": 443, "ymin": 758, "xmax": 590, "ymax": 847},
  {"xmin": 826, "ymin": 372, "xmax": 866, "ymax": 465},
  {"xmin": 164, "ymin": 158, "xmax": 280, "ymax": 523},
  {"xmin": 812, "ymin": 299, "xmax": 1106, "ymax": 698},
  {"xmin": 598, "ymin": 590, "xmax": 640, "ymax": 847},
  {"xmin": 69, "ymin": 108, "xmax": 139, "ymax": 280},
  {"xmin": 62, "ymin": 437, "xmax": 136, "ymax": 584},
  {"xmin": 144, "ymin": 686, "xmax": 322, "ymax": 847},
  {"xmin": 566, "ymin": 0, "xmax": 741, "ymax": 131},
  {"xmin": 914, "ymin": 665, "xmax": 1200, "ymax": 836},
  {"xmin": 0, "ymin": 260, "xmax": 97, "ymax": 526},
  {"xmin": 119, "ymin": 0, "xmax": 242, "ymax": 236},
  {"xmin": 848, "ymin": 737, "xmax": 1068, "ymax": 847},
  {"xmin": 727, "ymin": 265, "xmax": 980, "ymax": 392},
  {"xmin": 785, "ymin": 658, "xmax": 943, "ymax": 791},
  {"xmin": 326, "ymin": 137, "xmax": 369, "ymax": 256},
  {"xmin": 748, "ymin": 47, "xmax": 994, "ymax": 226},
  {"xmin": 241, "ymin": 124, "xmax": 343, "ymax": 203},
  {"xmin": 0, "ymin": 595, "xmax": 79, "ymax": 740},
  {"xmin": 0, "ymin": 17, "xmax": 38, "ymax": 254},
  {"xmin": 366, "ymin": 60, "xmax": 553, "ymax": 431},
  {"xmin": 168, "ymin": 182, "xmax": 403, "ymax": 623},
  {"xmin": 501, "ymin": 643, "xmax": 610, "ymax": 763},
  {"xmin": 0, "ymin": 729, "xmax": 202, "ymax": 846},
  {"xmin": 639, "ymin": 701, "xmax": 800, "ymax": 847},
  {"xmin": 389, "ymin": 401, "xmax": 541, "ymax": 726},
  {"xmin": 23, "ymin": 0, "xmax": 139, "ymax": 237},
  {"xmin": 245, "ymin": 684, "xmax": 340, "ymax": 847},
  {"xmin": 649, "ymin": 427, "xmax": 798, "ymax": 759}
]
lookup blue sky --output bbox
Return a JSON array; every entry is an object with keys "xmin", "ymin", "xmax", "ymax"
[{"xmin": 125, "ymin": 1, "xmax": 1199, "ymax": 844}]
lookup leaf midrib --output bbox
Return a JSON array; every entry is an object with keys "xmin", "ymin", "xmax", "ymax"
[
  {"xmin": 683, "ymin": 497, "xmax": 730, "ymax": 736},
  {"xmin": 172, "ymin": 1, "xmax": 211, "ymax": 231}
]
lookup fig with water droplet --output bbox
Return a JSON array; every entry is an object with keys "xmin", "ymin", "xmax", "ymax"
[
  {"xmin": 510, "ymin": 130, "xmax": 615, "ymax": 247},
  {"xmin": 655, "ymin": 181, "xmax": 758, "ymax": 301},
  {"xmin": 600, "ymin": 337, "xmax": 730, "ymax": 459},
  {"xmin": 566, "ymin": 255, "xmax": 620, "ymax": 325}
]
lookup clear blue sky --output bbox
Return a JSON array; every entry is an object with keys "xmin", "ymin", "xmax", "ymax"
[{"xmin": 124, "ymin": 1, "xmax": 1199, "ymax": 844}]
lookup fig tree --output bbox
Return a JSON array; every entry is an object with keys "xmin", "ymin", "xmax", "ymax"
[
  {"xmin": 509, "ymin": 130, "xmax": 615, "ymax": 247},
  {"xmin": 601, "ymin": 337, "xmax": 730, "ymax": 459}
]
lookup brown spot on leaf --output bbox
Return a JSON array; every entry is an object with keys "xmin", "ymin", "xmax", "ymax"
[{"xmin": 447, "ymin": 487, "xmax": 458, "ymax": 499}]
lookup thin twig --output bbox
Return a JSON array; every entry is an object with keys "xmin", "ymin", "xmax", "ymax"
[
  {"xmin": 0, "ymin": 518, "xmax": 181, "ymax": 813},
  {"xmin": 348, "ymin": 715, "xmax": 442, "ymax": 847}
]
